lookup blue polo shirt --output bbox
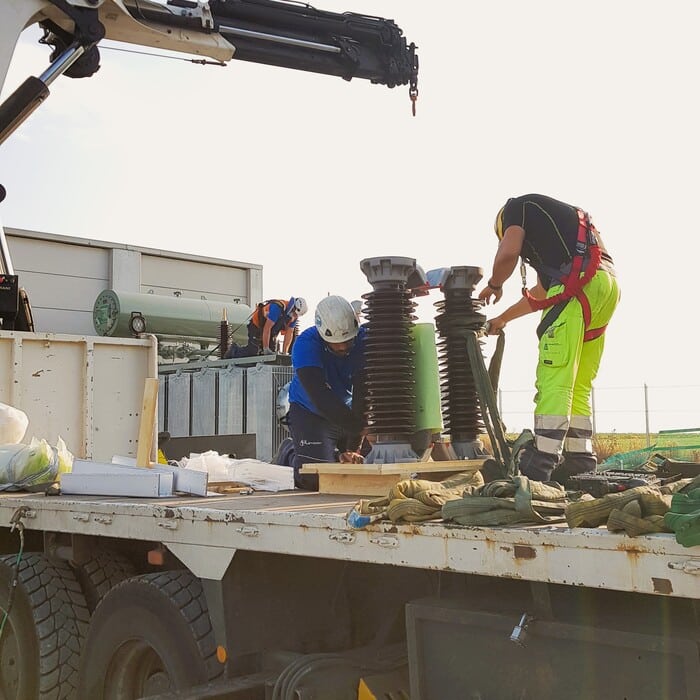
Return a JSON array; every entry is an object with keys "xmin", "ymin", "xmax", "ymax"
[{"xmin": 289, "ymin": 325, "xmax": 366, "ymax": 415}]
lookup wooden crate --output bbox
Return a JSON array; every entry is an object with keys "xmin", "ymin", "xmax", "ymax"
[{"xmin": 299, "ymin": 460, "xmax": 485, "ymax": 496}]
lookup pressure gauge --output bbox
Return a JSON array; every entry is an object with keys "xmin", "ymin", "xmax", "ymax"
[{"xmin": 129, "ymin": 312, "xmax": 147, "ymax": 335}]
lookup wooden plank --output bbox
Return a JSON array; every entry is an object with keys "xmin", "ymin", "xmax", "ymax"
[
  {"xmin": 317, "ymin": 473, "xmax": 403, "ymax": 497},
  {"xmin": 299, "ymin": 459, "xmax": 485, "ymax": 475},
  {"xmin": 301, "ymin": 459, "xmax": 487, "ymax": 496},
  {"xmin": 136, "ymin": 378, "xmax": 159, "ymax": 467}
]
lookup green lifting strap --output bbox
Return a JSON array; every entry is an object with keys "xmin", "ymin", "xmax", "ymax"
[{"xmin": 465, "ymin": 331, "xmax": 533, "ymax": 478}]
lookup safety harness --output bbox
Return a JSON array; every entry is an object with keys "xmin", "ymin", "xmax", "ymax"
[
  {"xmin": 523, "ymin": 209, "xmax": 608, "ymax": 342},
  {"xmin": 254, "ymin": 299, "xmax": 287, "ymax": 329}
]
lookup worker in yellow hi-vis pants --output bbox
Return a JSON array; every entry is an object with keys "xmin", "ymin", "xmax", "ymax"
[{"xmin": 478, "ymin": 193, "xmax": 620, "ymax": 484}]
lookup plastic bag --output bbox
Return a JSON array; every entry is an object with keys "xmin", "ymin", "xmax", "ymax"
[
  {"xmin": 0, "ymin": 402, "xmax": 29, "ymax": 444},
  {"xmin": 0, "ymin": 436, "xmax": 74, "ymax": 492}
]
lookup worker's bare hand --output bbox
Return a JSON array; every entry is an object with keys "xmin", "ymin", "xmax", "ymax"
[
  {"xmin": 487, "ymin": 316, "xmax": 506, "ymax": 334},
  {"xmin": 477, "ymin": 286, "xmax": 502, "ymax": 305},
  {"xmin": 340, "ymin": 451, "xmax": 364, "ymax": 464}
]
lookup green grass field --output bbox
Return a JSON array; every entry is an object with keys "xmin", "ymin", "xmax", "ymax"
[{"xmin": 491, "ymin": 432, "xmax": 700, "ymax": 464}]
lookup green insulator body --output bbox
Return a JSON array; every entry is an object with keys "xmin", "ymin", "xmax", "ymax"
[
  {"xmin": 93, "ymin": 289, "xmax": 252, "ymax": 345},
  {"xmin": 410, "ymin": 322, "xmax": 444, "ymax": 433}
]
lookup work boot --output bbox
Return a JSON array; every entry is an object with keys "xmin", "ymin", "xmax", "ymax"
[
  {"xmin": 517, "ymin": 443, "xmax": 559, "ymax": 482},
  {"xmin": 551, "ymin": 452, "xmax": 597, "ymax": 486}
]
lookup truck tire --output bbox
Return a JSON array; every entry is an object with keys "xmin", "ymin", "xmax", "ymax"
[
  {"xmin": 0, "ymin": 552, "xmax": 88, "ymax": 700},
  {"xmin": 78, "ymin": 570, "xmax": 223, "ymax": 699},
  {"xmin": 75, "ymin": 550, "xmax": 136, "ymax": 613}
]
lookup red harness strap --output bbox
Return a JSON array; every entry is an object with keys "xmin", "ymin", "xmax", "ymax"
[{"xmin": 524, "ymin": 209, "xmax": 607, "ymax": 342}]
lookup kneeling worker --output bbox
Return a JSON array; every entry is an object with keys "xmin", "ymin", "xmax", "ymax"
[{"xmin": 288, "ymin": 295, "xmax": 367, "ymax": 490}]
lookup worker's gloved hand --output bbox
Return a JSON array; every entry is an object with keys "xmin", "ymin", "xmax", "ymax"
[
  {"xmin": 262, "ymin": 348, "xmax": 275, "ymax": 356},
  {"xmin": 486, "ymin": 316, "xmax": 506, "ymax": 335},
  {"xmin": 340, "ymin": 451, "xmax": 364, "ymax": 464}
]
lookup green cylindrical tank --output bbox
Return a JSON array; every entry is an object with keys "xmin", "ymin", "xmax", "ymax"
[
  {"xmin": 93, "ymin": 289, "xmax": 253, "ymax": 345},
  {"xmin": 411, "ymin": 322, "xmax": 444, "ymax": 433}
]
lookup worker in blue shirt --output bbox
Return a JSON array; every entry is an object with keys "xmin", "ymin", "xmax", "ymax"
[
  {"xmin": 226, "ymin": 297, "xmax": 307, "ymax": 358},
  {"xmin": 288, "ymin": 295, "xmax": 367, "ymax": 490}
]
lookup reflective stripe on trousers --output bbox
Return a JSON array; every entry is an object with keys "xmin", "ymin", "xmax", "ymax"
[{"xmin": 533, "ymin": 269, "xmax": 620, "ymax": 457}]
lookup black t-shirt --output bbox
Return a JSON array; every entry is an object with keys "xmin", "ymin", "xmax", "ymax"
[{"xmin": 501, "ymin": 193, "xmax": 612, "ymax": 288}]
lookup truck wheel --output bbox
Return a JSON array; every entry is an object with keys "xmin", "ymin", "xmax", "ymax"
[
  {"xmin": 78, "ymin": 570, "xmax": 223, "ymax": 699},
  {"xmin": 75, "ymin": 550, "xmax": 136, "ymax": 613},
  {"xmin": 0, "ymin": 552, "xmax": 88, "ymax": 700}
]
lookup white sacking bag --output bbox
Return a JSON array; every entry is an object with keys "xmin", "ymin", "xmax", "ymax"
[
  {"xmin": 181, "ymin": 451, "xmax": 294, "ymax": 492},
  {"xmin": 0, "ymin": 402, "xmax": 29, "ymax": 444}
]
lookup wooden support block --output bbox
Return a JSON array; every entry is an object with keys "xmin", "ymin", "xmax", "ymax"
[
  {"xmin": 300, "ymin": 459, "xmax": 486, "ymax": 496},
  {"xmin": 136, "ymin": 378, "xmax": 159, "ymax": 468}
]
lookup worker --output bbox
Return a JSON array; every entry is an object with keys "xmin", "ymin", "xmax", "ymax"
[
  {"xmin": 478, "ymin": 194, "xmax": 620, "ymax": 484},
  {"xmin": 287, "ymin": 295, "xmax": 367, "ymax": 490},
  {"xmin": 226, "ymin": 297, "xmax": 307, "ymax": 358}
]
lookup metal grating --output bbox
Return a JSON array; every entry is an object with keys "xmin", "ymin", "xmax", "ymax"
[{"xmin": 159, "ymin": 362, "xmax": 292, "ymax": 462}]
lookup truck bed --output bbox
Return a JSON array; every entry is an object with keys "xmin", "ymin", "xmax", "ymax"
[{"xmin": 1, "ymin": 489, "xmax": 698, "ymax": 599}]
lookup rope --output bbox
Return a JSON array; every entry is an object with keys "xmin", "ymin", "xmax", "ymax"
[{"xmin": 0, "ymin": 508, "xmax": 26, "ymax": 642}]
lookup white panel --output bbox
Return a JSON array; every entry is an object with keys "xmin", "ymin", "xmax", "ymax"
[
  {"xmin": 218, "ymin": 366, "xmax": 244, "ymax": 434},
  {"xmin": 166, "ymin": 371, "xmax": 191, "ymax": 437},
  {"xmin": 31, "ymin": 308, "xmax": 95, "ymax": 336},
  {"xmin": 158, "ymin": 376, "xmax": 165, "ymax": 431},
  {"xmin": 191, "ymin": 369, "xmax": 216, "ymax": 436},
  {"xmin": 0, "ymin": 332, "xmax": 157, "ymax": 461},
  {"xmin": 8, "ymin": 236, "xmax": 109, "ymax": 278},
  {"xmin": 92, "ymin": 340, "xmax": 159, "ymax": 461},
  {"xmin": 141, "ymin": 255, "xmax": 250, "ymax": 301},
  {"xmin": 60, "ymin": 472, "xmax": 170, "ymax": 497},
  {"xmin": 245, "ymin": 364, "xmax": 293, "ymax": 462},
  {"xmin": 111, "ymin": 249, "xmax": 141, "ymax": 291},
  {"xmin": 20, "ymin": 271, "xmax": 107, "ymax": 312}
]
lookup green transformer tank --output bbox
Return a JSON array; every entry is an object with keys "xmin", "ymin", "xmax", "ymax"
[{"xmin": 92, "ymin": 289, "xmax": 252, "ymax": 346}]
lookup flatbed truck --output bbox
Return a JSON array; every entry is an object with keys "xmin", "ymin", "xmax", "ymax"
[{"xmin": 1, "ymin": 2, "xmax": 699, "ymax": 698}]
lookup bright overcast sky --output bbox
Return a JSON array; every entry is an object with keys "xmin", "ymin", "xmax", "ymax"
[{"xmin": 1, "ymin": 0, "xmax": 699, "ymax": 433}]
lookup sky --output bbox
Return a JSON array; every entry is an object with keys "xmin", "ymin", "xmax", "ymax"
[{"xmin": 1, "ymin": 0, "xmax": 700, "ymax": 434}]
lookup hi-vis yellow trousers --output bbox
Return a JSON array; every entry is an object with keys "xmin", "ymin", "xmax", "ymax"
[{"xmin": 519, "ymin": 268, "xmax": 620, "ymax": 482}]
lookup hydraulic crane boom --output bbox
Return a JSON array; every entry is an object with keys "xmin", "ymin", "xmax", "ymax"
[{"xmin": 0, "ymin": 0, "xmax": 418, "ymax": 146}]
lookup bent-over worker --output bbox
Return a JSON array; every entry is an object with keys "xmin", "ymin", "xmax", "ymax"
[{"xmin": 226, "ymin": 297, "xmax": 307, "ymax": 358}]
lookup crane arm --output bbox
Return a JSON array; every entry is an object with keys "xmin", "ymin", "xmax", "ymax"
[{"xmin": 0, "ymin": 0, "xmax": 418, "ymax": 145}]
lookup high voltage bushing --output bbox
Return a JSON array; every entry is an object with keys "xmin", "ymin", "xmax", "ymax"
[
  {"xmin": 360, "ymin": 256, "xmax": 426, "ymax": 464},
  {"xmin": 434, "ymin": 266, "xmax": 489, "ymax": 459}
]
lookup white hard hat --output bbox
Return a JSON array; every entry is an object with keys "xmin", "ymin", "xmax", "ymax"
[
  {"xmin": 293, "ymin": 297, "xmax": 308, "ymax": 315},
  {"xmin": 315, "ymin": 295, "xmax": 359, "ymax": 343}
]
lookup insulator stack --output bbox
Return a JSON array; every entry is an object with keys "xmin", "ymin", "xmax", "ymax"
[
  {"xmin": 362, "ymin": 287, "xmax": 416, "ymax": 436},
  {"xmin": 219, "ymin": 311, "xmax": 230, "ymax": 359},
  {"xmin": 434, "ymin": 267, "xmax": 487, "ymax": 456},
  {"xmin": 360, "ymin": 256, "xmax": 424, "ymax": 463}
]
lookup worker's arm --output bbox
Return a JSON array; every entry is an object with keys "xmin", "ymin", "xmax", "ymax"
[
  {"xmin": 487, "ymin": 279, "xmax": 547, "ymax": 334},
  {"xmin": 296, "ymin": 367, "xmax": 364, "ymax": 437},
  {"xmin": 478, "ymin": 226, "xmax": 525, "ymax": 304},
  {"xmin": 261, "ymin": 318, "xmax": 275, "ymax": 352},
  {"xmin": 281, "ymin": 324, "xmax": 296, "ymax": 354}
]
